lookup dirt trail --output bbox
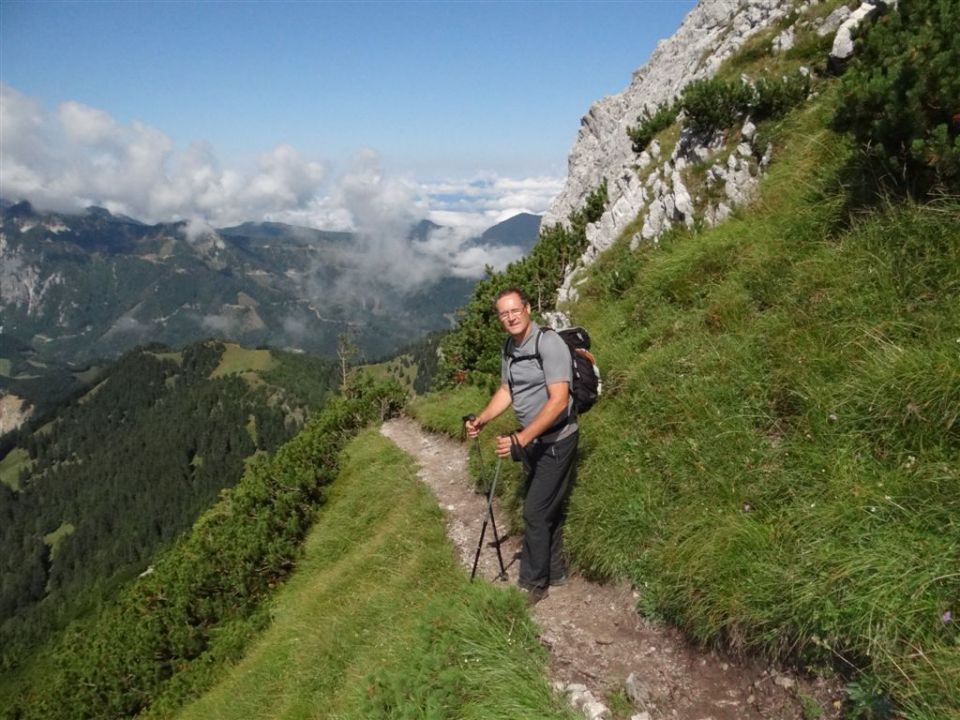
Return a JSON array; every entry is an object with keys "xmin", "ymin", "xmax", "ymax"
[{"xmin": 381, "ymin": 417, "xmax": 843, "ymax": 720}]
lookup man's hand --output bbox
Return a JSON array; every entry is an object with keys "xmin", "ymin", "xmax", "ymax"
[
  {"xmin": 464, "ymin": 415, "xmax": 484, "ymax": 438},
  {"xmin": 496, "ymin": 432, "xmax": 525, "ymax": 458}
]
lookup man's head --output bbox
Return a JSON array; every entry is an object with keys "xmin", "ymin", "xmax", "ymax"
[{"xmin": 495, "ymin": 287, "xmax": 532, "ymax": 341}]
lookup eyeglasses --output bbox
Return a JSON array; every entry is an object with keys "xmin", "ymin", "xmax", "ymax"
[{"xmin": 497, "ymin": 308, "xmax": 525, "ymax": 321}]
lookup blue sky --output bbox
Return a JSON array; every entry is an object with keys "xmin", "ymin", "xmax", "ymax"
[{"xmin": 1, "ymin": 0, "xmax": 696, "ymax": 234}]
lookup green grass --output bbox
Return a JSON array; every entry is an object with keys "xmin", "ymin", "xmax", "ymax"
[
  {"xmin": 359, "ymin": 355, "xmax": 418, "ymax": 393},
  {"xmin": 210, "ymin": 344, "xmax": 275, "ymax": 378},
  {"xmin": 42, "ymin": 522, "xmax": 76, "ymax": 560},
  {"xmin": 0, "ymin": 448, "xmax": 32, "ymax": 491},
  {"xmin": 414, "ymin": 102, "xmax": 960, "ymax": 718},
  {"xmin": 165, "ymin": 428, "xmax": 573, "ymax": 720}
]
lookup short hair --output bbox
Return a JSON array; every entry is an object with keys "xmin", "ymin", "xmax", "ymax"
[{"xmin": 494, "ymin": 286, "xmax": 530, "ymax": 308}]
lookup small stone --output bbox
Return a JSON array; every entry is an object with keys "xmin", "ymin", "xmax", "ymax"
[
  {"xmin": 569, "ymin": 690, "xmax": 590, "ymax": 709},
  {"xmin": 772, "ymin": 26, "xmax": 795, "ymax": 54},
  {"xmin": 632, "ymin": 713, "xmax": 652, "ymax": 720},
  {"xmin": 625, "ymin": 672, "xmax": 654, "ymax": 707},
  {"xmin": 773, "ymin": 674, "xmax": 796, "ymax": 690},
  {"xmin": 584, "ymin": 699, "xmax": 610, "ymax": 719}
]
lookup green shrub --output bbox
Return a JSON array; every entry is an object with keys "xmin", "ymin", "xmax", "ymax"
[
  {"xmin": 832, "ymin": 0, "xmax": 960, "ymax": 194},
  {"xmin": 628, "ymin": 101, "xmax": 679, "ymax": 153},
  {"xmin": 681, "ymin": 77, "xmax": 756, "ymax": 134},
  {"xmin": 680, "ymin": 71, "xmax": 813, "ymax": 135},
  {"xmin": 753, "ymin": 71, "xmax": 812, "ymax": 121}
]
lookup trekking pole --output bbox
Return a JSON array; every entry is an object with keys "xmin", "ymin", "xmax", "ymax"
[{"xmin": 463, "ymin": 415, "xmax": 508, "ymax": 582}]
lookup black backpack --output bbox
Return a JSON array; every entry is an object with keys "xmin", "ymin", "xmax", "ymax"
[{"xmin": 504, "ymin": 326, "xmax": 601, "ymax": 415}]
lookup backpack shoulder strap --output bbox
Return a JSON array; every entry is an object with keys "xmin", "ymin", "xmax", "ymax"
[{"xmin": 505, "ymin": 328, "xmax": 544, "ymax": 393}]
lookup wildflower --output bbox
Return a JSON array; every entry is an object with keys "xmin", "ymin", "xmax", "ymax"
[{"xmin": 943, "ymin": 611, "xmax": 953, "ymax": 624}]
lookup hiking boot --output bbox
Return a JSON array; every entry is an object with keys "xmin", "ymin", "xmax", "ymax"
[
  {"xmin": 549, "ymin": 575, "xmax": 568, "ymax": 587},
  {"xmin": 519, "ymin": 584, "xmax": 547, "ymax": 606}
]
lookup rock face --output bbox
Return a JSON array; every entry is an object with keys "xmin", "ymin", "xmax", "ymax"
[
  {"xmin": 544, "ymin": 0, "xmax": 796, "ymax": 229},
  {"xmin": 0, "ymin": 393, "xmax": 32, "ymax": 436},
  {"xmin": 542, "ymin": 0, "xmax": 814, "ymax": 314}
]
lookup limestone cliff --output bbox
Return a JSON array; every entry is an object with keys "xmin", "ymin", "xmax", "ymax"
[{"xmin": 544, "ymin": 0, "xmax": 875, "ymax": 310}]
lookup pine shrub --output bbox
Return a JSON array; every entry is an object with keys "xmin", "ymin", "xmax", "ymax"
[
  {"xmin": 832, "ymin": 0, "xmax": 960, "ymax": 194},
  {"xmin": 680, "ymin": 77, "xmax": 756, "ymax": 135},
  {"xmin": 628, "ymin": 102, "xmax": 679, "ymax": 153},
  {"xmin": 680, "ymin": 70, "xmax": 813, "ymax": 136}
]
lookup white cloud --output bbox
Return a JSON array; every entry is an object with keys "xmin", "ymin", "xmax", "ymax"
[
  {"xmin": 419, "ymin": 173, "xmax": 563, "ymax": 230},
  {"xmin": 58, "ymin": 101, "xmax": 118, "ymax": 145},
  {"xmin": 0, "ymin": 83, "xmax": 327, "ymax": 225},
  {"xmin": 201, "ymin": 313, "xmax": 240, "ymax": 334},
  {"xmin": 183, "ymin": 218, "xmax": 216, "ymax": 243},
  {"xmin": 1, "ymin": 84, "xmax": 560, "ymax": 293}
]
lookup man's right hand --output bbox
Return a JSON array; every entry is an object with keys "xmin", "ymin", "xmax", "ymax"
[{"xmin": 464, "ymin": 415, "xmax": 484, "ymax": 438}]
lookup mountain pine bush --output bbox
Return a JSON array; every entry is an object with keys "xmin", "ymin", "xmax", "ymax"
[
  {"xmin": 628, "ymin": 101, "xmax": 679, "ymax": 153},
  {"xmin": 832, "ymin": 0, "xmax": 960, "ymax": 194},
  {"xmin": 679, "ymin": 70, "xmax": 813, "ymax": 136}
]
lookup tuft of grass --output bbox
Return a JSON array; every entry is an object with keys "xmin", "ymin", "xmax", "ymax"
[{"xmin": 166, "ymin": 429, "xmax": 573, "ymax": 720}]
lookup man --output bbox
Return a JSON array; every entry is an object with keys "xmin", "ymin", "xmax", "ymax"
[{"xmin": 465, "ymin": 287, "xmax": 579, "ymax": 603}]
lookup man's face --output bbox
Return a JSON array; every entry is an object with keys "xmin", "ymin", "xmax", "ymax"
[{"xmin": 495, "ymin": 292, "xmax": 531, "ymax": 338}]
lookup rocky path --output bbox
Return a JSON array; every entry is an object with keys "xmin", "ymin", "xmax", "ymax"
[{"xmin": 381, "ymin": 417, "xmax": 843, "ymax": 720}]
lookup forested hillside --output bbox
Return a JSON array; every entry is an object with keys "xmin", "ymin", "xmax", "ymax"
[
  {"xmin": 0, "ymin": 341, "xmax": 338, "ymax": 676},
  {"xmin": 2, "ymin": 375, "xmax": 405, "ymax": 720}
]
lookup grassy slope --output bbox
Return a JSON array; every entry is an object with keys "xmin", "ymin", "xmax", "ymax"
[
  {"xmin": 413, "ymin": 99, "xmax": 960, "ymax": 718},
  {"xmin": 167, "ymin": 428, "xmax": 574, "ymax": 720},
  {"xmin": 0, "ymin": 447, "xmax": 31, "ymax": 491},
  {"xmin": 210, "ymin": 343, "xmax": 275, "ymax": 378}
]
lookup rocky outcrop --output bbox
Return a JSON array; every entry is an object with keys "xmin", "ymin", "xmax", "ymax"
[
  {"xmin": 828, "ymin": 2, "xmax": 889, "ymax": 72},
  {"xmin": 0, "ymin": 393, "xmax": 32, "ymax": 436},
  {"xmin": 543, "ymin": 0, "xmax": 797, "ymax": 231},
  {"xmin": 542, "ymin": 0, "xmax": 884, "ymax": 316},
  {"xmin": 0, "ymin": 233, "xmax": 65, "ymax": 316}
]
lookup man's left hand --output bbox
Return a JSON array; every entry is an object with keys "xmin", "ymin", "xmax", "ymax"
[{"xmin": 496, "ymin": 432, "xmax": 524, "ymax": 459}]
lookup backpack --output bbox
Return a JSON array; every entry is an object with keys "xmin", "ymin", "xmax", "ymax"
[{"xmin": 504, "ymin": 326, "xmax": 601, "ymax": 416}]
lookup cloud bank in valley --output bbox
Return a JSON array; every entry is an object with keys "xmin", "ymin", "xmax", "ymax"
[{"xmin": 1, "ymin": 83, "xmax": 559, "ymax": 290}]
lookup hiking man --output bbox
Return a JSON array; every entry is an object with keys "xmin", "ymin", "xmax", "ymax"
[{"xmin": 464, "ymin": 287, "xmax": 579, "ymax": 603}]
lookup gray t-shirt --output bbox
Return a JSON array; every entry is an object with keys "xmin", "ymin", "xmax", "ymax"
[{"xmin": 501, "ymin": 322, "xmax": 577, "ymax": 441}]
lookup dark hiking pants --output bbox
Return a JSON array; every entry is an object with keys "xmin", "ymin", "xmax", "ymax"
[{"xmin": 519, "ymin": 430, "xmax": 579, "ymax": 590}]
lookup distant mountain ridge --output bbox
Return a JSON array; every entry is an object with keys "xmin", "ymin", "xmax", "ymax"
[{"xmin": 0, "ymin": 201, "xmax": 541, "ymax": 375}]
